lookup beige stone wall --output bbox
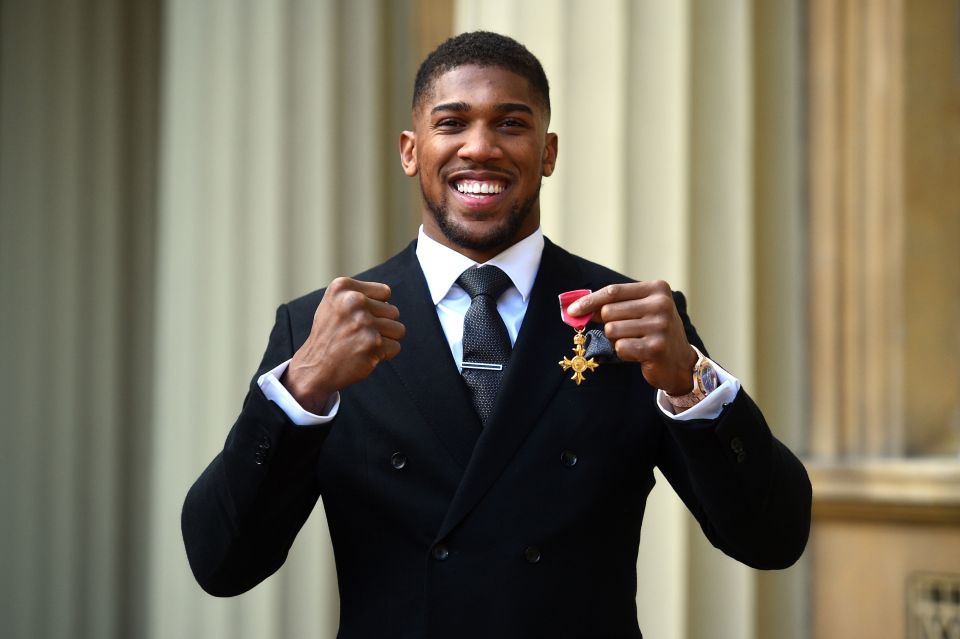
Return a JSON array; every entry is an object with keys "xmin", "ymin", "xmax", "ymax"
[
  {"xmin": 813, "ymin": 519, "xmax": 960, "ymax": 638},
  {"xmin": 807, "ymin": 0, "xmax": 960, "ymax": 636},
  {"xmin": 902, "ymin": 0, "xmax": 960, "ymax": 457}
]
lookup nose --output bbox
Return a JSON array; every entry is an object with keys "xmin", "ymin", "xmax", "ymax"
[{"xmin": 457, "ymin": 125, "xmax": 502, "ymax": 163}]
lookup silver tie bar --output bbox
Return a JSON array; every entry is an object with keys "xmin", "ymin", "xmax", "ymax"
[{"xmin": 461, "ymin": 361, "xmax": 503, "ymax": 371}]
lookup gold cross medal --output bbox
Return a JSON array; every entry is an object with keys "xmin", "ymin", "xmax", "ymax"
[{"xmin": 558, "ymin": 289, "xmax": 599, "ymax": 385}]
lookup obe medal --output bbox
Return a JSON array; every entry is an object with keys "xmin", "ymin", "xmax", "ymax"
[{"xmin": 558, "ymin": 289, "xmax": 599, "ymax": 385}]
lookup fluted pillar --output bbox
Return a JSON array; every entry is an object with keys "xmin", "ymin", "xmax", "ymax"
[
  {"xmin": 0, "ymin": 1, "xmax": 160, "ymax": 638},
  {"xmin": 148, "ymin": 2, "xmax": 415, "ymax": 638}
]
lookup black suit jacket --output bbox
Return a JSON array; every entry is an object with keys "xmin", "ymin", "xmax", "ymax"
[{"xmin": 182, "ymin": 238, "xmax": 811, "ymax": 639}]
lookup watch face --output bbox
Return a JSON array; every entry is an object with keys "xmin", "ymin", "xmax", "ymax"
[{"xmin": 699, "ymin": 363, "xmax": 719, "ymax": 394}]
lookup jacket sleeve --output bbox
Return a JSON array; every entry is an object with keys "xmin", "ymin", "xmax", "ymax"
[
  {"xmin": 654, "ymin": 292, "xmax": 812, "ymax": 570},
  {"xmin": 181, "ymin": 303, "xmax": 331, "ymax": 596}
]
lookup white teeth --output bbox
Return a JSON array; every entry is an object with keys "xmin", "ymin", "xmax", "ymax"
[{"xmin": 455, "ymin": 181, "xmax": 504, "ymax": 195}]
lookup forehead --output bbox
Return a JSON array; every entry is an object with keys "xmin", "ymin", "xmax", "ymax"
[{"xmin": 419, "ymin": 65, "xmax": 543, "ymax": 115}]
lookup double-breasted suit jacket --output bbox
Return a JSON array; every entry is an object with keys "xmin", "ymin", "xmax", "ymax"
[{"xmin": 182, "ymin": 238, "xmax": 811, "ymax": 639}]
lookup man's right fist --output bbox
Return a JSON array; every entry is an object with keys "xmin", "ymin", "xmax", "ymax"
[{"xmin": 282, "ymin": 277, "xmax": 405, "ymax": 414}]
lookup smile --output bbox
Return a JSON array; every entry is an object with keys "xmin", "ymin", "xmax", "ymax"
[{"xmin": 454, "ymin": 180, "xmax": 506, "ymax": 198}]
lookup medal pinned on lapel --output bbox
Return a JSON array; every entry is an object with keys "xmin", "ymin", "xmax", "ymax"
[{"xmin": 558, "ymin": 289, "xmax": 599, "ymax": 385}]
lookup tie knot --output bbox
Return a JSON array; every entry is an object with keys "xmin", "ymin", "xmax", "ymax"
[{"xmin": 457, "ymin": 265, "xmax": 513, "ymax": 300}]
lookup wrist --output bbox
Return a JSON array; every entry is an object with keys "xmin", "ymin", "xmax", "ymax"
[
  {"xmin": 662, "ymin": 346, "xmax": 698, "ymax": 395},
  {"xmin": 281, "ymin": 366, "xmax": 334, "ymax": 415},
  {"xmin": 664, "ymin": 345, "xmax": 719, "ymax": 412}
]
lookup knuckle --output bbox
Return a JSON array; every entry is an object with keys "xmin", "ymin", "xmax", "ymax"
[
  {"xmin": 647, "ymin": 335, "xmax": 666, "ymax": 355},
  {"xmin": 340, "ymin": 290, "xmax": 366, "ymax": 310},
  {"xmin": 328, "ymin": 276, "xmax": 350, "ymax": 293},
  {"xmin": 605, "ymin": 283, "xmax": 621, "ymax": 299},
  {"xmin": 603, "ymin": 322, "xmax": 619, "ymax": 339},
  {"xmin": 652, "ymin": 292, "xmax": 673, "ymax": 313},
  {"xmin": 347, "ymin": 311, "xmax": 369, "ymax": 333},
  {"xmin": 652, "ymin": 279, "xmax": 671, "ymax": 294},
  {"xmin": 614, "ymin": 339, "xmax": 629, "ymax": 358},
  {"xmin": 357, "ymin": 328, "xmax": 378, "ymax": 351}
]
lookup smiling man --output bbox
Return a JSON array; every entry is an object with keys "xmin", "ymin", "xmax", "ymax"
[
  {"xmin": 401, "ymin": 63, "xmax": 556, "ymax": 260},
  {"xmin": 182, "ymin": 31, "xmax": 811, "ymax": 638}
]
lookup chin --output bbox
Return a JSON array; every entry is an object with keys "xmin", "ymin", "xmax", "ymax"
[
  {"xmin": 436, "ymin": 216, "xmax": 526, "ymax": 254},
  {"xmin": 425, "ymin": 187, "xmax": 538, "ymax": 255}
]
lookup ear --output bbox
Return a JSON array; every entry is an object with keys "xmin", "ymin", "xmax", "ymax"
[
  {"xmin": 399, "ymin": 130, "xmax": 418, "ymax": 176},
  {"xmin": 541, "ymin": 132, "xmax": 558, "ymax": 177}
]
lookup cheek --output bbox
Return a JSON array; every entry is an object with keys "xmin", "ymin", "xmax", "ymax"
[
  {"xmin": 420, "ymin": 147, "xmax": 450, "ymax": 176},
  {"xmin": 512, "ymin": 144, "xmax": 547, "ymax": 171}
]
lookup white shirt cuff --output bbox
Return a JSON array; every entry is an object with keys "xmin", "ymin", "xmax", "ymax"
[
  {"xmin": 257, "ymin": 359, "xmax": 340, "ymax": 426},
  {"xmin": 656, "ymin": 359, "xmax": 741, "ymax": 421}
]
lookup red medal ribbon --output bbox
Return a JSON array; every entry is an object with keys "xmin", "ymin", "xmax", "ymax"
[{"xmin": 558, "ymin": 289, "xmax": 592, "ymax": 331}]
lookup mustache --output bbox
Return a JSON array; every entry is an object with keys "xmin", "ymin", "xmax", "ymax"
[{"xmin": 443, "ymin": 164, "xmax": 514, "ymax": 179}]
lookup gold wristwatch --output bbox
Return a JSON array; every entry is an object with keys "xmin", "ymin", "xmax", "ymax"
[{"xmin": 665, "ymin": 345, "xmax": 719, "ymax": 412}]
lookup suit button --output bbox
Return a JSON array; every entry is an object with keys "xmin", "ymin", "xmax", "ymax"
[
  {"xmin": 432, "ymin": 544, "xmax": 449, "ymax": 561},
  {"xmin": 730, "ymin": 437, "xmax": 746, "ymax": 463},
  {"xmin": 258, "ymin": 435, "xmax": 271, "ymax": 450},
  {"xmin": 254, "ymin": 451, "xmax": 266, "ymax": 465},
  {"xmin": 560, "ymin": 450, "xmax": 578, "ymax": 467},
  {"xmin": 390, "ymin": 452, "xmax": 407, "ymax": 470},
  {"xmin": 524, "ymin": 546, "xmax": 541, "ymax": 564}
]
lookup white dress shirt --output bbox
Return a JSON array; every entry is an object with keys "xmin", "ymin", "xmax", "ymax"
[{"xmin": 259, "ymin": 226, "xmax": 740, "ymax": 425}]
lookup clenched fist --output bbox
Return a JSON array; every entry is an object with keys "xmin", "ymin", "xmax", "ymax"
[
  {"xmin": 282, "ymin": 277, "xmax": 405, "ymax": 414},
  {"xmin": 566, "ymin": 280, "xmax": 697, "ymax": 395}
]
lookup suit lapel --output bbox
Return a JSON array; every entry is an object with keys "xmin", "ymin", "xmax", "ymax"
[
  {"xmin": 437, "ymin": 239, "xmax": 584, "ymax": 540},
  {"xmin": 383, "ymin": 244, "xmax": 483, "ymax": 469}
]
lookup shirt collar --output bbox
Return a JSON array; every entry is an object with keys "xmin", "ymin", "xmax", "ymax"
[{"xmin": 415, "ymin": 225, "xmax": 544, "ymax": 305}]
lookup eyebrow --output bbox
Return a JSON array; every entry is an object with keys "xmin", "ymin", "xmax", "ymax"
[{"xmin": 430, "ymin": 101, "xmax": 534, "ymax": 116}]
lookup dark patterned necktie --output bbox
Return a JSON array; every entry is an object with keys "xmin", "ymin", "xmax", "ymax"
[{"xmin": 457, "ymin": 265, "xmax": 514, "ymax": 423}]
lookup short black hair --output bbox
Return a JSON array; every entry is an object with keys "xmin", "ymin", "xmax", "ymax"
[{"xmin": 412, "ymin": 31, "xmax": 551, "ymax": 117}]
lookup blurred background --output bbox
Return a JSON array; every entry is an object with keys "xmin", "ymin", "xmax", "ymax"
[{"xmin": 1, "ymin": 0, "xmax": 958, "ymax": 637}]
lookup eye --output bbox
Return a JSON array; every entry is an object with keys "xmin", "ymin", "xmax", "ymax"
[
  {"xmin": 498, "ymin": 117, "xmax": 529, "ymax": 132},
  {"xmin": 434, "ymin": 118, "xmax": 464, "ymax": 130}
]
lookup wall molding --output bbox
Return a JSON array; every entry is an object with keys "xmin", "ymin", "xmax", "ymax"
[{"xmin": 809, "ymin": 459, "xmax": 960, "ymax": 524}]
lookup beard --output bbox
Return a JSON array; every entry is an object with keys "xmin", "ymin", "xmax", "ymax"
[{"xmin": 421, "ymin": 180, "xmax": 540, "ymax": 254}]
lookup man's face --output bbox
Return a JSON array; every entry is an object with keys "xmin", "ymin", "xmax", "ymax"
[{"xmin": 400, "ymin": 65, "xmax": 558, "ymax": 262}]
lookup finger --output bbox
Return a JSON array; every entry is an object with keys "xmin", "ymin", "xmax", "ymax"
[
  {"xmin": 374, "ymin": 317, "xmax": 406, "ymax": 341},
  {"xmin": 366, "ymin": 297, "xmax": 401, "ymax": 321},
  {"xmin": 570, "ymin": 280, "xmax": 675, "ymax": 317},
  {"xmin": 609, "ymin": 335, "xmax": 668, "ymax": 363},
  {"xmin": 379, "ymin": 338, "xmax": 402, "ymax": 361},
  {"xmin": 563, "ymin": 293, "xmax": 601, "ymax": 321},
  {"xmin": 599, "ymin": 291, "xmax": 677, "ymax": 323},
  {"xmin": 566, "ymin": 282, "xmax": 651, "ymax": 317},
  {"xmin": 329, "ymin": 276, "xmax": 392, "ymax": 302},
  {"xmin": 603, "ymin": 316, "xmax": 668, "ymax": 341},
  {"xmin": 351, "ymin": 279, "xmax": 392, "ymax": 302}
]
